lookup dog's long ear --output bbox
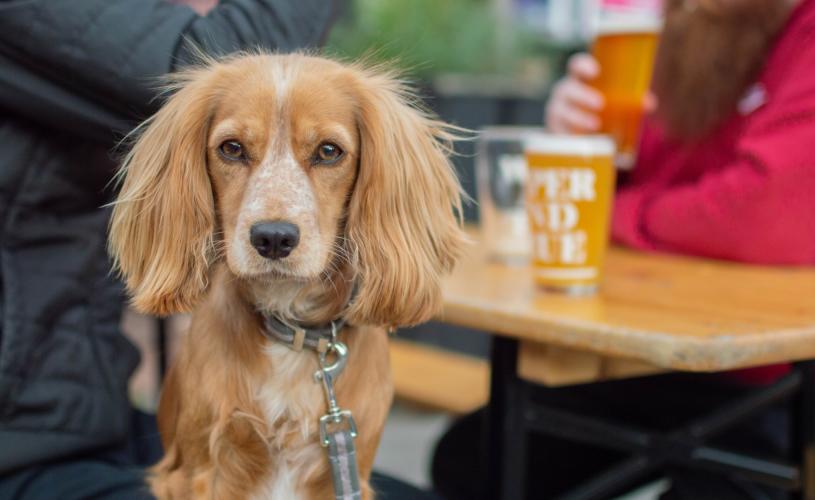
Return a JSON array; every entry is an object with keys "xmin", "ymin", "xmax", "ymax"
[
  {"xmin": 346, "ymin": 68, "xmax": 468, "ymax": 327},
  {"xmin": 109, "ymin": 70, "xmax": 217, "ymax": 316}
]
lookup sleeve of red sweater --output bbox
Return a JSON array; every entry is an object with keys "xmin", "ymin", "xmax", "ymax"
[{"xmin": 612, "ymin": 42, "xmax": 815, "ymax": 265}]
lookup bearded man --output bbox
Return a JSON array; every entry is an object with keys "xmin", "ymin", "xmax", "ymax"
[
  {"xmin": 433, "ymin": 1, "xmax": 815, "ymax": 499},
  {"xmin": 549, "ymin": 0, "xmax": 815, "ymax": 266}
]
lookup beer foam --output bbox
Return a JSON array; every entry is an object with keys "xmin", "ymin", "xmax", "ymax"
[
  {"xmin": 524, "ymin": 134, "xmax": 615, "ymax": 157},
  {"xmin": 595, "ymin": 15, "xmax": 662, "ymax": 35}
]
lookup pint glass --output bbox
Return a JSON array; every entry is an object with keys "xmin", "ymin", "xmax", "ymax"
[
  {"xmin": 524, "ymin": 134, "xmax": 616, "ymax": 294},
  {"xmin": 475, "ymin": 127, "xmax": 540, "ymax": 264},
  {"xmin": 591, "ymin": 17, "xmax": 660, "ymax": 169}
]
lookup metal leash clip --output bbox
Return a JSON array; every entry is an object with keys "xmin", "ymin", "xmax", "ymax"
[
  {"xmin": 314, "ymin": 339, "xmax": 358, "ymax": 446},
  {"xmin": 314, "ymin": 322, "xmax": 361, "ymax": 500}
]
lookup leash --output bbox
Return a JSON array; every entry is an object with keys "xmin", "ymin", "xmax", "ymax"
[{"xmin": 262, "ymin": 315, "xmax": 361, "ymax": 500}]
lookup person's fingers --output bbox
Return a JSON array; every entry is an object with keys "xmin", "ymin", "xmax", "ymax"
[
  {"xmin": 545, "ymin": 93, "xmax": 572, "ymax": 132},
  {"xmin": 544, "ymin": 56, "xmax": 604, "ymax": 133},
  {"xmin": 558, "ymin": 79, "xmax": 605, "ymax": 111},
  {"xmin": 643, "ymin": 91, "xmax": 658, "ymax": 113},
  {"xmin": 568, "ymin": 53, "xmax": 600, "ymax": 81},
  {"xmin": 546, "ymin": 78, "xmax": 604, "ymax": 133},
  {"xmin": 559, "ymin": 106, "xmax": 601, "ymax": 132},
  {"xmin": 547, "ymin": 100, "xmax": 601, "ymax": 133}
]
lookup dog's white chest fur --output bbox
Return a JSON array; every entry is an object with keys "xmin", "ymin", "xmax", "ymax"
[
  {"xmin": 250, "ymin": 452, "xmax": 320, "ymax": 500},
  {"xmin": 251, "ymin": 342, "xmax": 326, "ymax": 499},
  {"xmin": 249, "ymin": 459, "xmax": 299, "ymax": 500}
]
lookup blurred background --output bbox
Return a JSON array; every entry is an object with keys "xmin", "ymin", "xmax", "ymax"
[{"xmin": 327, "ymin": 0, "xmax": 594, "ymax": 222}]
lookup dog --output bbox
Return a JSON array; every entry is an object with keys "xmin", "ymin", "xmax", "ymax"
[{"xmin": 108, "ymin": 52, "xmax": 467, "ymax": 499}]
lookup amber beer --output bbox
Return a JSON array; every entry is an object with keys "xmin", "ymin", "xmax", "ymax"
[
  {"xmin": 524, "ymin": 135, "xmax": 616, "ymax": 294},
  {"xmin": 591, "ymin": 18, "xmax": 660, "ymax": 169}
]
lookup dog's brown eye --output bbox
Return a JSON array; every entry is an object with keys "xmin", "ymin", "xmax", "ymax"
[
  {"xmin": 219, "ymin": 140, "xmax": 245, "ymax": 161},
  {"xmin": 313, "ymin": 142, "xmax": 344, "ymax": 165}
]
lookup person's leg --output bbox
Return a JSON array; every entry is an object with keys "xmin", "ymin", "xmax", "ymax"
[
  {"xmin": 0, "ymin": 408, "xmax": 162, "ymax": 500},
  {"xmin": 0, "ymin": 460, "xmax": 154, "ymax": 500},
  {"xmin": 126, "ymin": 408, "xmax": 164, "ymax": 467}
]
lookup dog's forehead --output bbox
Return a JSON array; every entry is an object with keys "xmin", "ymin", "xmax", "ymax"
[{"xmin": 215, "ymin": 57, "xmax": 358, "ymax": 136}]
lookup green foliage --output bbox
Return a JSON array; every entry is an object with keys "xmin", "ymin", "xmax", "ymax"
[{"xmin": 326, "ymin": 0, "xmax": 537, "ymax": 80}]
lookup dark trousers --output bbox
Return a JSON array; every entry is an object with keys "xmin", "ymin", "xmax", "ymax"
[
  {"xmin": 0, "ymin": 410, "xmax": 438, "ymax": 500},
  {"xmin": 432, "ymin": 373, "xmax": 790, "ymax": 500},
  {"xmin": 0, "ymin": 410, "xmax": 161, "ymax": 500}
]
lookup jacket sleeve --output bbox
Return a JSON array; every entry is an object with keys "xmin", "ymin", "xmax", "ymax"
[
  {"xmin": 0, "ymin": 0, "xmax": 337, "ymax": 142},
  {"xmin": 612, "ymin": 64, "xmax": 815, "ymax": 264}
]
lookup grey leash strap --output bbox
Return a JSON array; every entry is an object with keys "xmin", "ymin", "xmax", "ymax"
[
  {"xmin": 326, "ymin": 429, "xmax": 362, "ymax": 500},
  {"xmin": 313, "ymin": 324, "xmax": 361, "ymax": 500}
]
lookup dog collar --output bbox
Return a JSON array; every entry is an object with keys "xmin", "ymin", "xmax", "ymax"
[
  {"xmin": 262, "ymin": 314, "xmax": 347, "ymax": 353},
  {"xmin": 262, "ymin": 283, "xmax": 359, "ymax": 352}
]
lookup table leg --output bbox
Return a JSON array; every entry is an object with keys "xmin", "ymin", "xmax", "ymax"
[
  {"xmin": 794, "ymin": 361, "xmax": 815, "ymax": 500},
  {"xmin": 486, "ymin": 336, "xmax": 528, "ymax": 500}
]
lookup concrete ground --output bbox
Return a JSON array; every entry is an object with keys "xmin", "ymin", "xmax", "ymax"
[{"xmin": 374, "ymin": 403, "xmax": 451, "ymax": 488}]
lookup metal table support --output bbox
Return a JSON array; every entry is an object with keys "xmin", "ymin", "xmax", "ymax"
[{"xmin": 485, "ymin": 336, "xmax": 815, "ymax": 500}]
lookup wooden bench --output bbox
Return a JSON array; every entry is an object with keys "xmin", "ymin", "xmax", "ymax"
[
  {"xmin": 389, "ymin": 338, "xmax": 664, "ymax": 415},
  {"xmin": 389, "ymin": 339, "xmax": 489, "ymax": 415}
]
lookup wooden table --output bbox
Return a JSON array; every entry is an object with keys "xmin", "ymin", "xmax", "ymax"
[{"xmin": 438, "ymin": 234, "xmax": 815, "ymax": 500}]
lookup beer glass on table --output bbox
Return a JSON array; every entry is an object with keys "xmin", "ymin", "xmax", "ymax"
[{"xmin": 524, "ymin": 134, "xmax": 616, "ymax": 295}]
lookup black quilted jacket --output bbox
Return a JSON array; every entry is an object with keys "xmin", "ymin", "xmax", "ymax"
[{"xmin": 0, "ymin": 0, "xmax": 335, "ymax": 474}]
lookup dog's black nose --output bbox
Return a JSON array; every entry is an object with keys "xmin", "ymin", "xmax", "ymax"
[{"xmin": 250, "ymin": 221, "xmax": 300, "ymax": 260}]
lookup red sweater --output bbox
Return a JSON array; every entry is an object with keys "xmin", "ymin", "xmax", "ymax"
[{"xmin": 612, "ymin": 0, "xmax": 815, "ymax": 383}]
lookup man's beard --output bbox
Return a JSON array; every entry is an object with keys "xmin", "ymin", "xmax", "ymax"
[{"xmin": 652, "ymin": 0, "xmax": 793, "ymax": 140}]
